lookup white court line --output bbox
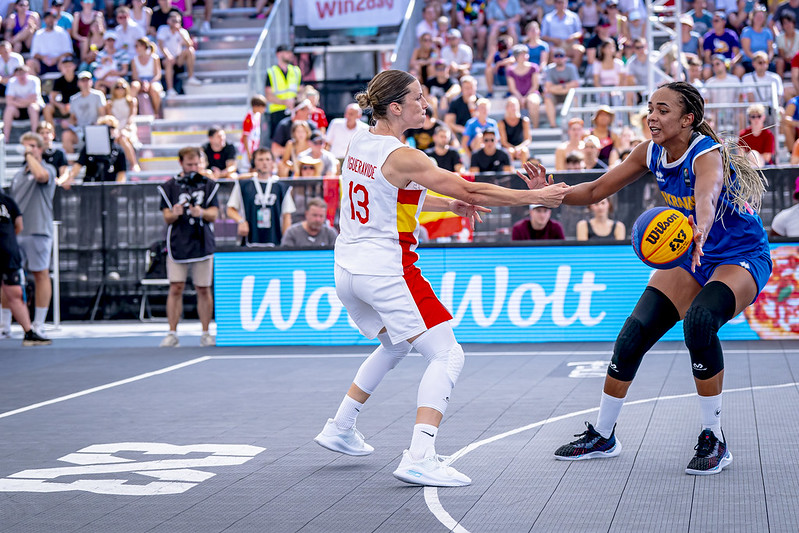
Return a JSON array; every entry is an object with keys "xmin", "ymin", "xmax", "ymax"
[
  {"xmin": 0, "ymin": 357, "xmax": 211, "ymax": 420},
  {"xmin": 208, "ymin": 349, "xmax": 779, "ymax": 360},
  {"xmin": 425, "ymin": 381, "xmax": 799, "ymax": 533}
]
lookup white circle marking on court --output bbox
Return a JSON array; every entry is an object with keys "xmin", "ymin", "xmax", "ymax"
[{"xmin": 424, "ymin": 381, "xmax": 799, "ymax": 533}]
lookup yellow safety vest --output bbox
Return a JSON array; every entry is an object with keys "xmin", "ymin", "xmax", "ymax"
[{"xmin": 266, "ymin": 64, "xmax": 302, "ymax": 114}]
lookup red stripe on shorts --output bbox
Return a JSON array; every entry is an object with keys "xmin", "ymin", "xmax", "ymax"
[{"xmin": 402, "ymin": 265, "xmax": 453, "ymax": 330}]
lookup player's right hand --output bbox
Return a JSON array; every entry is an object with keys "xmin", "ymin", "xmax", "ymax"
[
  {"xmin": 172, "ymin": 204, "xmax": 185, "ymax": 216},
  {"xmin": 535, "ymin": 182, "xmax": 572, "ymax": 208}
]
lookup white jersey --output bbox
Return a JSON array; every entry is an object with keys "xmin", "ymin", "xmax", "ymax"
[{"xmin": 335, "ymin": 128, "xmax": 427, "ymax": 276}]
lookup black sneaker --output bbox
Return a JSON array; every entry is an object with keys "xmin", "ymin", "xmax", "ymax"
[
  {"xmin": 554, "ymin": 422, "xmax": 622, "ymax": 460},
  {"xmin": 22, "ymin": 329, "xmax": 52, "ymax": 346},
  {"xmin": 685, "ymin": 429, "xmax": 732, "ymax": 475}
]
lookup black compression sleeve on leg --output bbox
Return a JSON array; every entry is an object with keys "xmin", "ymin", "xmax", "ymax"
[
  {"xmin": 609, "ymin": 286, "xmax": 681, "ymax": 382},
  {"xmin": 684, "ymin": 281, "xmax": 737, "ymax": 379}
]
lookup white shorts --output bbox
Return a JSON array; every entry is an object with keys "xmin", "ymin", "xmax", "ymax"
[
  {"xmin": 334, "ymin": 264, "xmax": 452, "ymax": 345},
  {"xmin": 167, "ymin": 256, "xmax": 213, "ymax": 287}
]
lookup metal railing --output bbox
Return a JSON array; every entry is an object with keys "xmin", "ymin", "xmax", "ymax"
[
  {"xmin": 246, "ymin": 0, "xmax": 292, "ymax": 100},
  {"xmin": 561, "ymin": 81, "xmax": 782, "ymax": 135},
  {"xmin": 389, "ymin": 0, "xmax": 421, "ymax": 71},
  {"xmin": 0, "ymin": 129, "xmax": 6, "ymax": 188}
]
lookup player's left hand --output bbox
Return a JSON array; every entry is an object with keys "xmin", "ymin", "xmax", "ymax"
[
  {"xmin": 517, "ymin": 160, "xmax": 554, "ymax": 190},
  {"xmin": 687, "ymin": 214, "xmax": 706, "ymax": 272},
  {"xmin": 449, "ymin": 199, "xmax": 490, "ymax": 231}
]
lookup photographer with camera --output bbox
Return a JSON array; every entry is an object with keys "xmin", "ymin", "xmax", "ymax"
[{"xmin": 156, "ymin": 146, "xmax": 219, "ymax": 348}]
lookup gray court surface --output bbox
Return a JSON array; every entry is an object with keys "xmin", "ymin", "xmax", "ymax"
[{"xmin": 1, "ymin": 324, "xmax": 798, "ymax": 533}]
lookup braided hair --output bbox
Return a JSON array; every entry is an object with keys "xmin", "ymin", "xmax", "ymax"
[{"xmin": 663, "ymin": 81, "xmax": 767, "ymax": 213}]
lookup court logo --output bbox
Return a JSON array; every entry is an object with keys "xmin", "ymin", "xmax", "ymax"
[{"xmin": 0, "ymin": 442, "xmax": 265, "ymax": 496}]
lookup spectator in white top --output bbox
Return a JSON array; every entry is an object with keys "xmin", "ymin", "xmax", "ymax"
[
  {"xmin": 415, "ymin": 4, "xmax": 439, "ymax": 40},
  {"xmin": 113, "ymin": 6, "xmax": 145, "ymax": 62},
  {"xmin": 2, "ymin": 65, "xmax": 42, "ymax": 139},
  {"xmin": 62, "ymin": 70, "xmax": 106, "ymax": 153},
  {"xmin": 704, "ymin": 54, "xmax": 743, "ymax": 131},
  {"xmin": 769, "ymin": 177, "xmax": 799, "ymax": 238},
  {"xmin": 0, "ymin": 40, "xmax": 24, "ymax": 100},
  {"xmin": 440, "ymin": 28, "xmax": 473, "ymax": 78},
  {"xmin": 326, "ymin": 103, "xmax": 368, "ymax": 160},
  {"xmin": 156, "ymin": 11, "xmax": 200, "ymax": 96},
  {"xmin": 741, "ymin": 51, "xmax": 784, "ymax": 104},
  {"xmin": 26, "ymin": 10, "xmax": 72, "ymax": 76}
]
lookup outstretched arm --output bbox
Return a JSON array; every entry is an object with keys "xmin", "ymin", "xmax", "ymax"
[
  {"xmin": 521, "ymin": 140, "xmax": 651, "ymax": 206},
  {"xmin": 387, "ymin": 147, "xmax": 571, "ymax": 208}
]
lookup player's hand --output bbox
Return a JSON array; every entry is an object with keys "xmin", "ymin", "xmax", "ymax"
[
  {"xmin": 172, "ymin": 204, "xmax": 184, "ymax": 216},
  {"xmin": 535, "ymin": 182, "xmax": 572, "ymax": 208},
  {"xmin": 517, "ymin": 160, "xmax": 554, "ymax": 190},
  {"xmin": 449, "ymin": 199, "xmax": 491, "ymax": 231},
  {"xmin": 687, "ymin": 214, "xmax": 706, "ymax": 272},
  {"xmin": 189, "ymin": 205, "xmax": 203, "ymax": 218},
  {"xmin": 237, "ymin": 220, "xmax": 249, "ymax": 236}
]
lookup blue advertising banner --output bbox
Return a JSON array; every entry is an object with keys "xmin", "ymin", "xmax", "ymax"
[{"xmin": 214, "ymin": 243, "xmax": 799, "ymax": 346}]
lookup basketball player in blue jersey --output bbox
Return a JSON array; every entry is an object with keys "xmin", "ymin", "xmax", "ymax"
[{"xmin": 525, "ymin": 81, "xmax": 770, "ymax": 474}]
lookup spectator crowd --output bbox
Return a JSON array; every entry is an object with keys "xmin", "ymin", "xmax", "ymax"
[{"xmin": 3, "ymin": 0, "xmax": 799, "ymax": 344}]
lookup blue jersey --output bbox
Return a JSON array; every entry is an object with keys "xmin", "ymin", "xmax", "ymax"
[{"xmin": 647, "ymin": 134, "xmax": 768, "ymax": 262}]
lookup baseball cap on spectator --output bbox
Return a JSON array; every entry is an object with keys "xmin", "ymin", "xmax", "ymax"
[
  {"xmin": 592, "ymin": 105, "xmax": 615, "ymax": 122},
  {"xmin": 276, "ymin": 44, "xmax": 292, "ymax": 53},
  {"xmin": 553, "ymin": 47, "xmax": 566, "ymax": 57},
  {"xmin": 43, "ymin": 10, "xmax": 56, "ymax": 18},
  {"xmin": 310, "ymin": 132, "xmax": 326, "ymax": 144},
  {"xmin": 680, "ymin": 15, "xmax": 694, "ymax": 26},
  {"xmin": 606, "ymin": 0, "xmax": 618, "ymax": 7},
  {"xmin": 597, "ymin": 15, "xmax": 611, "ymax": 27},
  {"xmin": 713, "ymin": 10, "xmax": 727, "ymax": 19},
  {"xmin": 60, "ymin": 55, "xmax": 76, "ymax": 64},
  {"xmin": 628, "ymin": 10, "xmax": 642, "ymax": 21},
  {"xmin": 447, "ymin": 28, "xmax": 461, "ymax": 39},
  {"xmin": 294, "ymin": 99, "xmax": 312, "ymax": 112},
  {"xmin": 51, "ymin": 0, "xmax": 64, "ymax": 5},
  {"xmin": 511, "ymin": 44, "xmax": 528, "ymax": 56},
  {"xmin": 78, "ymin": 70, "xmax": 92, "ymax": 79},
  {"xmin": 434, "ymin": 58, "xmax": 447, "ymax": 66},
  {"xmin": 529, "ymin": 204, "xmax": 549, "ymax": 210},
  {"xmin": 104, "ymin": 31, "xmax": 117, "ymax": 40},
  {"xmin": 794, "ymin": 176, "xmax": 799, "ymax": 200}
]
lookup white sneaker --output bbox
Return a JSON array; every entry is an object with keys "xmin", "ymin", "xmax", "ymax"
[
  {"xmin": 187, "ymin": 76, "xmax": 203, "ymax": 85},
  {"xmin": 200, "ymin": 20, "xmax": 211, "ymax": 32},
  {"xmin": 392, "ymin": 449, "xmax": 471, "ymax": 487},
  {"xmin": 200, "ymin": 332, "xmax": 215, "ymax": 347},
  {"xmin": 166, "ymin": 88, "xmax": 178, "ymax": 96},
  {"xmin": 160, "ymin": 333, "xmax": 179, "ymax": 347},
  {"xmin": 314, "ymin": 418, "xmax": 374, "ymax": 456}
]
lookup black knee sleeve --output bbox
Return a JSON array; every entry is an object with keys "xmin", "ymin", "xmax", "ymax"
[
  {"xmin": 684, "ymin": 281, "xmax": 736, "ymax": 380},
  {"xmin": 609, "ymin": 286, "xmax": 680, "ymax": 381}
]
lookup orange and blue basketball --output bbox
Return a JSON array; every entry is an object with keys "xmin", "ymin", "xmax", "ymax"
[{"xmin": 631, "ymin": 207, "xmax": 694, "ymax": 269}]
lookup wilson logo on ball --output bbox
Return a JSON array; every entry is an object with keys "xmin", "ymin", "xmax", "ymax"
[{"xmin": 632, "ymin": 207, "xmax": 694, "ymax": 270}]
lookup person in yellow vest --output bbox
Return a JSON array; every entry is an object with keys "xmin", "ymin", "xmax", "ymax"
[{"xmin": 265, "ymin": 44, "xmax": 302, "ymax": 137}]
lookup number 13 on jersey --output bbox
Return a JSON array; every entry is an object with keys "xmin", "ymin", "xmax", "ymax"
[{"xmin": 348, "ymin": 181, "xmax": 370, "ymax": 223}]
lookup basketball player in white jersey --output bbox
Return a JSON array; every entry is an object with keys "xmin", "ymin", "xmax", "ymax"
[{"xmin": 314, "ymin": 69, "xmax": 571, "ymax": 487}]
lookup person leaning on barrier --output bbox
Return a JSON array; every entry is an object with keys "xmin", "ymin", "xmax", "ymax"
[
  {"xmin": 157, "ymin": 145, "xmax": 219, "ymax": 348},
  {"xmin": 280, "ymin": 197, "xmax": 338, "ymax": 248},
  {"xmin": 511, "ymin": 203, "xmax": 565, "ymax": 241},
  {"xmin": 226, "ymin": 148, "xmax": 296, "ymax": 247},
  {"xmin": 62, "ymin": 115, "xmax": 127, "ymax": 187}
]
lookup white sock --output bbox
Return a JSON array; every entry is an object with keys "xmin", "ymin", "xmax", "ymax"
[
  {"xmin": 333, "ymin": 395, "xmax": 364, "ymax": 431},
  {"xmin": 0, "ymin": 308, "xmax": 11, "ymax": 330},
  {"xmin": 409, "ymin": 423, "xmax": 438, "ymax": 460},
  {"xmin": 699, "ymin": 393, "xmax": 722, "ymax": 438},
  {"xmin": 33, "ymin": 307, "xmax": 48, "ymax": 327},
  {"xmin": 595, "ymin": 392, "xmax": 625, "ymax": 439}
]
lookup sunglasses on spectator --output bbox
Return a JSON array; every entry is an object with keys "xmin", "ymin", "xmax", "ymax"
[
  {"xmin": 749, "ymin": 114, "xmax": 763, "ymax": 119},
  {"xmin": 483, "ymin": 137, "xmax": 496, "ymax": 142},
  {"xmin": 312, "ymin": 139, "xmax": 325, "ymax": 144},
  {"xmin": 635, "ymin": 45, "xmax": 645, "ymax": 50},
  {"xmin": 301, "ymin": 165, "xmax": 316, "ymax": 170},
  {"xmin": 554, "ymin": 53, "xmax": 565, "ymax": 58}
]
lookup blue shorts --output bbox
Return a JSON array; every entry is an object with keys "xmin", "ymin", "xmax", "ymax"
[{"xmin": 679, "ymin": 247, "xmax": 773, "ymax": 304}]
